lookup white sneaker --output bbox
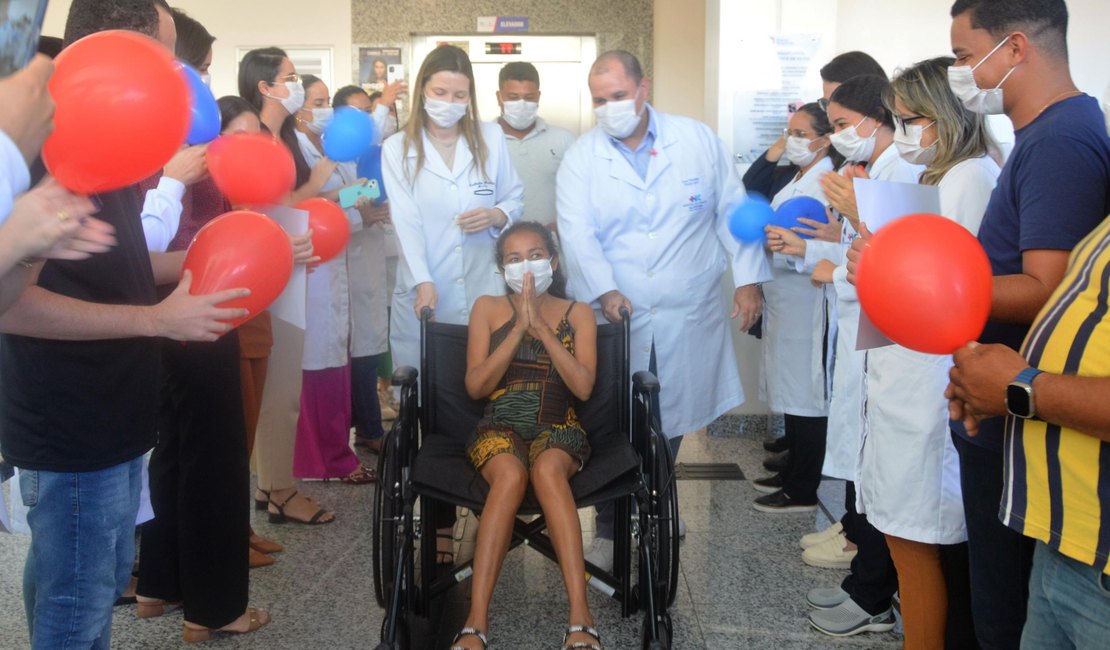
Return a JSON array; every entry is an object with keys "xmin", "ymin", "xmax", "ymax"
[
  {"xmin": 802, "ymin": 534, "xmax": 857, "ymax": 569},
  {"xmin": 584, "ymin": 537, "xmax": 614, "ymax": 573},
  {"xmin": 799, "ymin": 521, "xmax": 844, "ymax": 550}
]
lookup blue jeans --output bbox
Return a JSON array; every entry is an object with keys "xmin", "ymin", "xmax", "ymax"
[
  {"xmin": 20, "ymin": 457, "xmax": 143, "ymax": 650},
  {"xmin": 1022, "ymin": 542, "xmax": 1110, "ymax": 649}
]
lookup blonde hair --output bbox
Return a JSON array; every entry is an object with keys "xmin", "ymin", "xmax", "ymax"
[
  {"xmin": 401, "ymin": 45, "xmax": 489, "ymax": 183},
  {"xmin": 886, "ymin": 56, "xmax": 995, "ymax": 186}
]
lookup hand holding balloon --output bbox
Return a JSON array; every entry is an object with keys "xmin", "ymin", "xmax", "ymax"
[
  {"xmin": 845, "ymin": 223, "xmax": 873, "ymax": 286},
  {"xmin": 163, "ymin": 145, "xmax": 209, "ymax": 186},
  {"xmin": 855, "ymin": 214, "xmax": 992, "ymax": 354}
]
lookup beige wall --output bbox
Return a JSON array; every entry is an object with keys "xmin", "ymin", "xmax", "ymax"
[{"xmin": 652, "ymin": 0, "xmax": 706, "ymax": 120}]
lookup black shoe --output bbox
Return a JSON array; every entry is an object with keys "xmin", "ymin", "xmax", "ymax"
[
  {"xmin": 763, "ymin": 436, "xmax": 789, "ymax": 453},
  {"xmin": 752, "ymin": 490, "xmax": 817, "ymax": 513},
  {"xmin": 763, "ymin": 450, "xmax": 789, "ymax": 473},
  {"xmin": 752, "ymin": 473, "xmax": 785, "ymax": 494}
]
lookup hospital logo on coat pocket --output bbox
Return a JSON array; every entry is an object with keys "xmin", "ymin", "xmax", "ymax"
[
  {"xmin": 686, "ymin": 193, "xmax": 706, "ymax": 212},
  {"xmin": 471, "ymin": 180, "xmax": 495, "ymax": 196}
]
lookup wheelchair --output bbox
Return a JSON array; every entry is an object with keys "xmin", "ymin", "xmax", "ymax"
[{"xmin": 373, "ymin": 308, "xmax": 680, "ymax": 649}]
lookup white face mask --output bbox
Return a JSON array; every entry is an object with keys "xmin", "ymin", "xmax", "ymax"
[
  {"xmin": 304, "ymin": 107, "xmax": 334, "ymax": 135},
  {"xmin": 268, "ymin": 80, "xmax": 305, "ymax": 115},
  {"xmin": 501, "ymin": 99, "xmax": 539, "ymax": 131},
  {"xmin": 947, "ymin": 35, "xmax": 1018, "ymax": 115},
  {"xmin": 594, "ymin": 94, "xmax": 643, "ymax": 139},
  {"xmin": 200, "ymin": 73, "xmax": 212, "ymax": 88},
  {"xmin": 893, "ymin": 121, "xmax": 938, "ymax": 165},
  {"xmin": 785, "ymin": 136, "xmax": 824, "ymax": 167},
  {"xmin": 502, "ymin": 258, "xmax": 554, "ymax": 295},
  {"xmin": 424, "ymin": 96, "xmax": 468, "ymax": 128},
  {"xmin": 829, "ymin": 116, "xmax": 878, "ymax": 163}
]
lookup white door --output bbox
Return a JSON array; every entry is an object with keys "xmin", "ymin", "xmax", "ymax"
[{"xmin": 410, "ymin": 34, "xmax": 597, "ymax": 135}]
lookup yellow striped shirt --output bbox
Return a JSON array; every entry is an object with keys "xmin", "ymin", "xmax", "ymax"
[{"xmin": 1003, "ymin": 215, "xmax": 1110, "ymax": 572}]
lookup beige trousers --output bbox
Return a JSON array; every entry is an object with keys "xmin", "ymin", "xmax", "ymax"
[{"xmin": 254, "ymin": 316, "xmax": 304, "ymax": 492}]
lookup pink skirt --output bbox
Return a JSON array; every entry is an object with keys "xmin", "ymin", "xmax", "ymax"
[{"xmin": 293, "ymin": 364, "xmax": 358, "ymax": 479}]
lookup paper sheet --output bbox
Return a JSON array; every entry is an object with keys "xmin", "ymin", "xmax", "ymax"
[
  {"xmin": 853, "ymin": 179, "xmax": 942, "ymax": 350},
  {"xmin": 263, "ymin": 205, "xmax": 309, "ymax": 330}
]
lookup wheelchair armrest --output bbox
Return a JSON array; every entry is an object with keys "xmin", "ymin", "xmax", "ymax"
[
  {"xmin": 391, "ymin": 366, "xmax": 418, "ymax": 387},
  {"xmin": 632, "ymin": 370, "xmax": 660, "ymax": 393}
]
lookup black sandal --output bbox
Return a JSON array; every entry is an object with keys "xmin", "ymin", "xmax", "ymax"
[
  {"xmin": 267, "ymin": 491, "xmax": 334, "ymax": 525},
  {"xmin": 254, "ymin": 488, "xmax": 270, "ymax": 511},
  {"xmin": 436, "ymin": 533, "xmax": 456, "ymax": 565},
  {"xmin": 449, "ymin": 627, "xmax": 488, "ymax": 650},
  {"xmin": 561, "ymin": 624, "xmax": 601, "ymax": 650}
]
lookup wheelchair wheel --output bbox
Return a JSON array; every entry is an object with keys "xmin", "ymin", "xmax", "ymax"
[
  {"xmin": 372, "ymin": 428, "xmax": 399, "ymax": 608},
  {"xmin": 648, "ymin": 433, "xmax": 681, "ymax": 609},
  {"xmin": 640, "ymin": 610, "xmax": 673, "ymax": 650},
  {"xmin": 656, "ymin": 436, "xmax": 680, "ymax": 609}
]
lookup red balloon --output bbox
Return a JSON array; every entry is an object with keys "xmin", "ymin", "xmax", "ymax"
[
  {"xmin": 207, "ymin": 133, "xmax": 296, "ymax": 206},
  {"xmin": 295, "ymin": 197, "xmax": 350, "ymax": 262},
  {"xmin": 44, "ymin": 30, "xmax": 190, "ymax": 194},
  {"xmin": 856, "ymin": 214, "xmax": 993, "ymax": 354},
  {"xmin": 181, "ymin": 211, "xmax": 294, "ymax": 328}
]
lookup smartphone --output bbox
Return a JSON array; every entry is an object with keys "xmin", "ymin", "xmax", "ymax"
[
  {"xmin": 386, "ymin": 64, "xmax": 404, "ymax": 84},
  {"xmin": 339, "ymin": 179, "xmax": 382, "ymax": 209},
  {"xmin": 0, "ymin": 0, "xmax": 50, "ymax": 77}
]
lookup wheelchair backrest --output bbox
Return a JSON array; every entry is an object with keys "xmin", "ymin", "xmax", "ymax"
[{"xmin": 420, "ymin": 319, "xmax": 629, "ymax": 446}]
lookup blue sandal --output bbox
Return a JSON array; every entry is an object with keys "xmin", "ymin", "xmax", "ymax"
[
  {"xmin": 449, "ymin": 626, "xmax": 488, "ymax": 649},
  {"xmin": 561, "ymin": 624, "xmax": 601, "ymax": 650}
]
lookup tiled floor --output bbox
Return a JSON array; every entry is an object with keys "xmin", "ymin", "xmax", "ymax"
[{"xmin": 0, "ymin": 417, "xmax": 902, "ymax": 649}]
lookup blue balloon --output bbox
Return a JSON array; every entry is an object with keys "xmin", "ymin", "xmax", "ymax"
[
  {"xmin": 323, "ymin": 107, "xmax": 377, "ymax": 162},
  {"xmin": 356, "ymin": 143, "xmax": 388, "ymax": 203},
  {"xmin": 180, "ymin": 64, "xmax": 219, "ymax": 145},
  {"xmin": 773, "ymin": 196, "xmax": 828, "ymax": 239},
  {"xmin": 728, "ymin": 195, "xmax": 774, "ymax": 241}
]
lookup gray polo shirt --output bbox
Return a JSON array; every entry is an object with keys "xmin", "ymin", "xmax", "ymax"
[{"xmin": 496, "ymin": 116, "xmax": 577, "ymax": 226}]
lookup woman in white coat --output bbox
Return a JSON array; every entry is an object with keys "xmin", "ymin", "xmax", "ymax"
[
  {"xmin": 851, "ymin": 57, "xmax": 998, "ymax": 650},
  {"xmin": 383, "ymin": 44, "xmax": 523, "ymax": 378},
  {"xmin": 288, "ymin": 76, "xmax": 376, "ymax": 484},
  {"xmin": 753, "ymin": 102, "xmax": 836, "ymax": 513},
  {"xmin": 768, "ymin": 74, "xmax": 924, "ymax": 635},
  {"xmin": 382, "ymin": 45, "xmax": 523, "ymax": 566}
]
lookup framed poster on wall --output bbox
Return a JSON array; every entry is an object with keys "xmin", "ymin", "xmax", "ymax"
[{"xmin": 357, "ymin": 46, "xmax": 402, "ymax": 90}]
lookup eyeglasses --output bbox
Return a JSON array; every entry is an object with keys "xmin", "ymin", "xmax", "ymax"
[
  {"xmin": 893, "ymin": 114, "xmax": 932, "ymax": 135},
  {"xmin": 783, "ymin": 128, "xmax": 813, "ymax": 138},
  {"xmin": 274, "ymin": 73, "xmax": 301, "ymax": 84}
]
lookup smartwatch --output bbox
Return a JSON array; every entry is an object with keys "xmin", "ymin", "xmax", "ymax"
[{"xmin": 1005, "ymin": 367, "xmax": 1044, "ymax": 419}]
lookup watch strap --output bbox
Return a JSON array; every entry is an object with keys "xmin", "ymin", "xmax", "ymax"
[{"xmin": 1014, "ymin": 367, "xmax": 1044, "ymax": 386}]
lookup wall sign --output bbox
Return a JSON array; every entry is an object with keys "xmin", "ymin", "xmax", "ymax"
[{"xmin": 477, "ymin": 16, "xmax": 529, "ymax": 33}]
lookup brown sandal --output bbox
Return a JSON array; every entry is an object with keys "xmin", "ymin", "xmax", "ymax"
[
  {"xmin": 267, "ymin": 491, "xmax": 334, "ymax": 525},
  {"xmin": 182, "ymin": 607, "xmax": 271, "ymax": 643},
  {"xmin": 249, "ymin": 533, "xmax": 283, "ymax": 555},
  {"xmin": 249, "ymin": 548, "xmax": 274, "ymax": 569},
  {"xmin": 135, "ymin": 597, "xmax": 180, "ymax": 619},
  {"xmin": 341, "ymin": 464, "xmax": 377, "ymax": 484}
]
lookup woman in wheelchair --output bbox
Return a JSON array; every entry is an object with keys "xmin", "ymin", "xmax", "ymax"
[{"xmin": 452, "ymin": 221, "xmax": 601, "ymax": 650}]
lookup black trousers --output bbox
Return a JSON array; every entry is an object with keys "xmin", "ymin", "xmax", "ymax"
[
  {"xmin": 841, "ymin": 481, "xmax": 899, "ymax": 615},
  {"xmin": 137, "ymin": 334, "xmax": 249, "ymax": 628},
  {"xmin": 953, "ymin": 432, "xmax": 1034, "ymax": 649},
  {"xmin": 782, "ymin": 414, "xmax": 827, "ymax": 503}
]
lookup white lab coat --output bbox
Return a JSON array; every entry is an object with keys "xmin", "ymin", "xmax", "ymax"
[
  {"xmin": 857, "ymin": 155, "xmax": 999, "ymax": 544},
  {"xmin": 759, "ymin": 157, "xmax": 834, "ymax": 417},
  {"xmin": 557, "ymin": 107, "xmax": 772, "ymax": 437},
  {"xmin": 297, "ymin": 132, "xmax": 357, "ymax": 370},
  {"xmin": 382, "ymin": 121, "xmax": 524, "ymax": 373},
  {"xmin": 796, "ymin": 145, "xmax": 924, "ymax": 481}
]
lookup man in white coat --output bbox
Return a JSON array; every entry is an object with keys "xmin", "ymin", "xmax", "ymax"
[{"xmin": 558, "ymin": 50, "xmax": 771, "ymax": 570}]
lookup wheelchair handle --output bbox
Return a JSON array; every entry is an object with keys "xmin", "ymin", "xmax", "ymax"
[
  {"xmin": 391, "ymin": 366, "xmax": 418, "ymax": 387},
  {"xmin": 420, "ymin": 306, "xmax": 433, "ymax": 321},
  {"xmin": 619, "ymin": 306, "xmax": 630, "ymax": 320},
  {"xmin": 633, "ymin": 370, "xmax": 660, "ymax": 392}
]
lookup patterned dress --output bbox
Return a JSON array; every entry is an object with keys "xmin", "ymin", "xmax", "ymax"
[{"xmin": 466, "ymin": 297, "xmax": 591, "ymax": 470}]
